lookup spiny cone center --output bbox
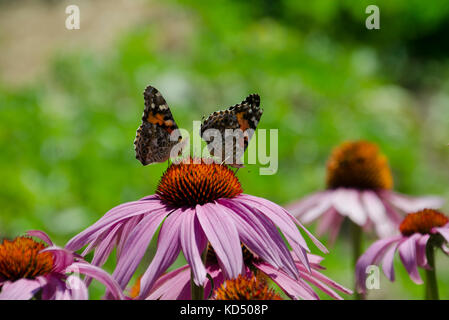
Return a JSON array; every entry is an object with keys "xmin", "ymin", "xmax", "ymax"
[
  {"xmin": 326, "ymin": 141, "xmax": 393, "ymax": 190},
  {"xmin": 0, "ymin": 236, "xmax": 54, "ymax": 281},
  {"xmin": 156, "ymin": 158, "xmax": 243, "ymax": 207},
  {"xmin": 400, "ymin": 209, "xmax": 449, "ymax": 236},
  {"xmin": 213, "ymin": 274, "xmax": 282, "ymax": 300}
]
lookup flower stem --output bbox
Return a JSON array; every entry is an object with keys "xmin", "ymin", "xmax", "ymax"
[
  {"xmin": 424, "ymin": 244, "xmax": 439, "ymax": 300},
  {"xmin": 191, "ymin": 250, "xmax": 208, "ymax": 300},
  {"xmin": 351, "ymin": 222, "xmax": 364, "ymax": 300}
]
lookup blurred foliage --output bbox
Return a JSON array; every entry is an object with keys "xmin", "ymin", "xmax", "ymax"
[{"xmin": 1, "ymin": 0, "xmax": 449, "ymax": 299}]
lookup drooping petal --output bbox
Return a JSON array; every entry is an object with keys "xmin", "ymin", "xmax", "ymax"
[
  {"xmin": 89, "ymin": 223, "xmax": 122, "ymax": 269},
  {"xmin": 297, "ymin": 262, "xmax": 353, "ymax": 299},
  {"xmin": 295, "ymin": 265, "xmax": 351, "ymax": 299},
  {"xmin": 255, "ymin": 262, "xmax": 319, "ymax": 300},
  {"xmin": 116, "ymin": 215, "xmax": 142, "ymax": 261},
  {"xmin": 299, "ymin": 193, "xmax": 334, "ymax": 223},
  {"xmin": 66, "ymin": 275, "xmax": 88, "ymax": 300},
  {"xmin": 138, "ymin": 210, "xmax": 184, "ymax": 299},
  {"xmin": 0, "ymin": 279, "xmax": 42, "ymax": 300},
  {"xmin": 434, "ymin": 225, "xmax": 449, "ymax": 244},
  {"xmin": 66, "ymin": 198, "xmax": 166, "ymax": 252},
  {"xmin": 146, "ymin": 265, "xmax": 191, "ymax": 300},
  {"xmin": 381, "ymin": 241, "xmax": 401, "ymax": 281},
  {"xmin": 316, "ymin": 208, "xmax": 344, "ymax": 246},
  {"xmin": 416, "ymin": 234, "xmax": 430, "ymax": 268},
  {"xmin": 332, "ymin": 189, "xmax": 367, "ymax": 226},
  {"xmin": 385, "ymin": 191, "xmax": 444, "ymax": 213},
  {"xmin": 237, "ymin": 195, "xmax": 310, "ymax": 250},
  {"xmin": 66, "ymin": 262, "xmax": 125, "ymax": 300},
  {"xmin": 179, "ymin": 208, "xmax": 208, "ymax": 286},
  {"xmin": 26, "ymin": 230, "xmax": 53, "ymax": 246},
  {"xmin": 146, "ymin": 264, "xmax": 225, "ymax": 300},
  {"xmin": 237, "ymin": 194, "xmax": 327, "ymax": 270},
  {"xmin": 362, "ymin": 191, "xmax": 396, "ymax": 237},
  {"xmin": 42, "ymin": 246, "xmax": 75, "ymax": 272},
  {"xmin": 241, "ymin": 198, "xmax": 311, "ymax": 271},
  {"xmin": 196, "ymin": 203, "xmax": 243, "ymax": 280},
  {"xmin": 398, "ymin": 234, "xmax": 422, "ymax": 284},
  {"xmin": 219, "ymin": 199, "xmax": 298, "ymax": 279},
  {"xmin": 355, "ymin": 236, "xmax": 402, "ymax": 292},
  {"xmin": 112, "ymin": 206, "xmax": 170, "ymax": 290},
  {"xmin": 285, "ymin": 191, "xmax": 327, "ymax": 217}
]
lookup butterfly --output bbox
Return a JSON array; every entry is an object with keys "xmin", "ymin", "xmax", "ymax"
[
  {"xmin": 134, "ymin": 85, "xmax": 182, "ymax": 165},
  {"xmin": 200, "ymin": 94, "xmax": 263, "ymax": 167}
]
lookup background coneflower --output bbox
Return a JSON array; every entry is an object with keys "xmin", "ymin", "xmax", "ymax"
[
  {"xmin": 356, "ymin": 209, "xmax": 449, "ymax": 300},
  {"xmin": 66, "ymin": 158, "xmax": 327, "ymax": 300},
  {"xmin": 286, "ymin": 141, "xmax": 444, "ymax": 299},
  {"xmin": 0, "ymin": 230, "xmax": 123, "ymax": 300}
]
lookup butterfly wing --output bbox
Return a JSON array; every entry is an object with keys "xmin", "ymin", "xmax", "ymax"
[
  {"xmin": 200, "ymin": 94, "xmax": 262, "ymax": 167},
  {"xmin": 134, "ymin": 85, "xmax": 182, "ymax": 165}
]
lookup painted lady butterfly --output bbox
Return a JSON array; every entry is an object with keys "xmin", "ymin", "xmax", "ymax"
[
  {"xmin": 134, "ymin": 85, "xmax": 262, "ymax": 167},
  {"xmin": 200, "ymin": 94, "xmax": 263, "ymax": 167},
  {"xmin": 134, "ymin": 85, "xmax": 182, "ymax": 165}
]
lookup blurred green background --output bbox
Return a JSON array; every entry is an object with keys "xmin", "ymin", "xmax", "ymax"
[{"xmin": 1, "ymin": 0, "xmax": 449, "ymax": 299}]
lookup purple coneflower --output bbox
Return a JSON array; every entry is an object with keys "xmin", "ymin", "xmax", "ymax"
[
  {"xmin": 288, "ymin": 141, "xmax": 443, "ymax": 242},
  {"xmin": 129, "ymin": 246, "xmax": 351, "ymax": 300},
  {"xmin": 356, "ymin": 209, "xmax": 449, "ymax": 299},
  {"xmin": 66, "ymin": 158, "xmax": 327, "ymax": 300},
  {"xmin": 0, "ymin": 230, "xmax": 123, "ymax": 300},
  {"xmin": 287, "ymin": 141, "xmax": 443, "ymax": 299}
]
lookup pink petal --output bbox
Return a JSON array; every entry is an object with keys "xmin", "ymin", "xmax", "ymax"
[
  {"xmin": 398, "ymin": 234, "xmax": 423, "ymax": 284},
  {"xmin": 434, "ymin": 225, "xmax": 449, "ymax": 244},
  {"xmin": 92, "ymin": 223, "xmax": 123, "ymax": 266},
  {"xmin": 256, "ymin": 262, "xmax": 319, "ymax": 300},
  {"xmin": 66, "ymin": 275, "xmax": 88, "ymax": 300},
  {"xmin": 112, "ymin": 207, "xmax": 169, "ymax": 290},
  {"xmin": 180, "ymin": 208, "xmax": 208, "ymax": 286},
  {"xmin": 332, "ymin": 189, "xmax": 367, "ymax": 226},
  {"xmin": 316, "ymin": 208, "xmax": 344, "ymax": 246},
  {"xmin": 355, "ymin": 236, "xmax": 402, "ymax": 292},
  {"xmin": 146, "ymin": 265, "xmax": 191, "ymax": 300},
  {"xmin": 386, "ymin": 191, "xmax": 444, "ymax": 213},
  {"xmin": 381, "ymin": 241, "xmax": 401, "ymax": 281},
  {"xmin": 219, "ymin": 199, "xmax": 298, "ymax": 279},
  {"xmin": 293, "ymin": 261, "xmax": 352, "ymax": 299},
  {"xmin": 362, "ymin": 191, "xmax": 396, "ymax": 237},
  {"xmin": 66, "ymin": 198, "xmax": 166, "ymax": 252},
  {"xmin": 26, "ymin": 230, "xmax": 53, "ymax": 246},
  {"xmin": 416, "ymin": 234, "xmax": 430, "ymax": 268},
  {"xmin": 285, "ymin": 192, "xmax": 327, "ymax": 217},
  {"xmin": 116, "ymin": 215, "xmax": 142, "ymax": 260},
  {"xmin": 138, "ymin": 210, "xmax": 184, "ymax": 299},
  {"xmin": 298, "ymin": 193, "xmax": 333, "ymax": 223},
  {"xmin": 66, "ymin": 262, "xmax": 125, "ymax": 300},
  {"xmin": 196, "ymin": 203, "xmax": 243, "ymax": 279},
  {"xmin": 0, "ymin": 279, "xmax": 42, "ymax": 300},
  {"xmin": 42, "ymin": 246, "xmax": 75, "ymax": 272}
]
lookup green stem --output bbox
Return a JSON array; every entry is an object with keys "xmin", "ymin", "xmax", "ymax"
[
  {"xmin": 351, "ymin": 222, "xmax": 364, "ymax": 300},
  {"xmin": 191, "ymin": 250, "xmax": 208, "ymax": 300},
  {"xmin": 425, "ymin": 244, "xmax": 439, "ymax": 300}
]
